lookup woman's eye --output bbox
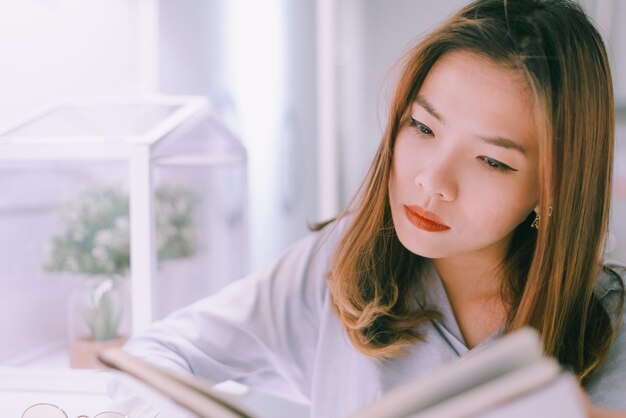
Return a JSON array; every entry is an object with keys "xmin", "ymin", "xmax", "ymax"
[
  {"xmin": 478, "ymin": 156, "xmax": 517, "ymax": 173},
  {"xmin": 409, "ymin": 118, "xmax": 433, "ymax": 136}
]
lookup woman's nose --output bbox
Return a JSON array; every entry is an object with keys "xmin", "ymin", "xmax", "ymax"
[{"xmin": 413, "ymin": 156, "xmax": 457, "ymax": 202}]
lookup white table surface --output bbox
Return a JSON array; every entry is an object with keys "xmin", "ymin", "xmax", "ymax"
[
  {"xmin": 0, "ymin": 367, "xmax": 116, "ymax": 417},
  {"xmin": 0, "ymin": 367, "xmax": 309, "ymax": 418}
]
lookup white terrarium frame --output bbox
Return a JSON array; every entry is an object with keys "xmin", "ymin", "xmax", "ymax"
[{"xmin": 0, "ymin": 95, "xmax": 242, "ymax": 335}]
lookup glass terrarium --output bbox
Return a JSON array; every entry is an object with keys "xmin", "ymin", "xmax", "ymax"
[{"xmin": 0, "ymin": 96, "xmax": 248, "ymax": 368}]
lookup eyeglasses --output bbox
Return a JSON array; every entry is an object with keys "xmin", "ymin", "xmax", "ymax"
[{"xmin": 21, "ymin": 403, "xmax": 128, "ymax": 418}]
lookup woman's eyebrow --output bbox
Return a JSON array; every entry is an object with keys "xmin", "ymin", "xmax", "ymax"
[
  {"xmin": 477, "ymin": 135, "xmax": 527, "ymax": 155},
  {"xmin": 415, "ymin": 95, "xmax": 444, "ymax": 123},
  {"xmin": 415, "ymin": 95, "xmax": 527, "ymax": 155}
]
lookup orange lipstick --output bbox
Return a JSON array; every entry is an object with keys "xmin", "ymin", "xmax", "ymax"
[{"xmin": 403, "ymin": 205, "xmax": 451, "ymax": 232}]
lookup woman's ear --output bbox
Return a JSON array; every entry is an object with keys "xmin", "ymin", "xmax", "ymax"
[{"xmin": 531, "ymin": 199, "xmax": 540, "ymax": 215}]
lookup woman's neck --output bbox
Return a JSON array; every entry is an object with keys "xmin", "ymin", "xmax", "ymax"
[
  {"xmin": 432, "ymin": 256, "xmax": 503, "ymax": 303},
  {"xmin": 431, "ymin": 254, "xmax": 508, "ymax": 348}
]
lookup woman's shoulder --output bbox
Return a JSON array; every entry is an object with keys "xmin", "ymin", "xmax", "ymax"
[
  {"xmin": 595, "ymin": 261, "xmax": 626, "ymax": 321},
  {"xmin": 293, "ymin": 214, "xmax": 353, "ymax": 261},
  {"xmin": 585, "ymin": 261, "xmax": 626, "ymax": 407},
  {"xmin": 266, "ymin": 214, "xmax": 353, "ymax": 289},
  {"xmin": 597, "ymin": 260, "xmax": 626, "ymax": 291}
]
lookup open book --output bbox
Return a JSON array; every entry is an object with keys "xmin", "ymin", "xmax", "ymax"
[{"xmin": 98, "ymin": 327, "xmax": 586, "ymax": 418}]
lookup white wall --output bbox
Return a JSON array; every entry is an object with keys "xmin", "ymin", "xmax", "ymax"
[
  {"xmin": 158, "ymin": 0, "xmax": 318, "ymax": 272},
  {"xmin": 0, "ymin": 0, "xmax": 141, "ymax": 131},
  {"xmin": 579, "ymin": 0, "xmax": 626, "ymax": 105}
]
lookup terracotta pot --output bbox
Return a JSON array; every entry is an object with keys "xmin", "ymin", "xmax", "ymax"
[{"xmin": 69, "ymin": 335, "xmax": 127, "ymax": 369}]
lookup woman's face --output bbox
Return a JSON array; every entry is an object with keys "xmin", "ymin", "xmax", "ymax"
[{"xmin": 388, "ymin": 50, "xmax": 539, "ymax": 262}]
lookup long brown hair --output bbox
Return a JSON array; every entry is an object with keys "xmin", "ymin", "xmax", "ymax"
[{"xmin": 327, "ymin": 0, "xmax": 623, "ymax": 381}]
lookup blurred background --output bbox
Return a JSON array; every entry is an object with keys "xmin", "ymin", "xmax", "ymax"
[{"xmin": 0, "ymin": 0, "xmax": 624, "ymax": 374}]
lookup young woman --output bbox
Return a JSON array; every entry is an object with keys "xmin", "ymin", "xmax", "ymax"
[{"xmin": 115, "ymin": 0, "xmax": 626, "ymax": 416}]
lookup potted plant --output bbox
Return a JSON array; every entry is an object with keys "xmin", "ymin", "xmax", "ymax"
[{"xmin": 44, "ymin": 183, "xmax": 197, "ymax": 368}]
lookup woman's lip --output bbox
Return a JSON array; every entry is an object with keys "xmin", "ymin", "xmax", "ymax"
[{"xmin": 403, "ymin": 205, "xmax": 451, "ymax": 232}]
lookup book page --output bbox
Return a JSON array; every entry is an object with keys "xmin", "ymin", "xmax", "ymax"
[
  {"xmin": 408, "ymin": 359, "xmax": 561, "ymax": 418},
  {"xmin": 478, "ymin": 373, "xmax": 586, "ymax": 418},
  {"xmin": 350, "ymin": 328, "xmax": 545, "ymax": 418},
  {"xmin": 99, "ymin": 348, "xmax": 258, "ymax": 418}
]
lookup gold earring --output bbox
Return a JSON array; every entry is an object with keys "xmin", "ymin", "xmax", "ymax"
[
  {"xmin": 531, "ymin": 212, "xmax": 541, "ymax": 229},
  {"xmin": 531, "ymin": 206, "xmax": 553, "ymax": 230}
]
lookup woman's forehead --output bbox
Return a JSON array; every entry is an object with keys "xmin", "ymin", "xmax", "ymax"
[{"xmin": 413, "ymin": 50, "xmax": 538, "ymax": 152}]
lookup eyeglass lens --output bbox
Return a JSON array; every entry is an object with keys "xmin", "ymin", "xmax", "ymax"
[{"xmin": 22, "ymin": 403, "xmax": 67, "ymax": 418}]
